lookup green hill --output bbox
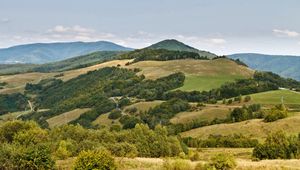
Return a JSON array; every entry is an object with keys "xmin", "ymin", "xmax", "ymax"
[{"xmin": 147, "ymin": 39, "xmax": 217, "ymax": 58}]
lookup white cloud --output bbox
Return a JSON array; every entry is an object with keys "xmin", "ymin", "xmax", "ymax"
[
  {"xmin": 46, "ymin": 25, "xmax": 115, "ymax": 41},
  {"xmin": 1, "ymin": 18, "xmax": 10, "ymax": 23},
  {"xmin": 209, "ymin": 38, "xmax": 226, "ymax": 44},
  {"xmin": 273, "ymin": 29, "xmax": 299, "ymax": 38}
]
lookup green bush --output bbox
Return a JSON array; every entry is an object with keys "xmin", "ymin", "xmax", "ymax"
[
  {"xmin": 163, "ymin": 159, "xmax": 192, "ymax": 170},
  {"xmin": 108, "ymin": 109, "xmax": 122, "ymax": 120},
  {"xmin": 264, "ymin": 104, "xmax": 288, "ymax": 122},
  {"xmin": 208, "ymin": 153, "xmax": 236, "ymax": 170},
  {"xmin": 73, "ymin": 150, "xmax": 116, "ymax": 170}
]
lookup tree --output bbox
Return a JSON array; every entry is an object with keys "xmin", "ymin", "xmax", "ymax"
[
  {"xmin": 108, "ymin": 109, "xmax": 122, "ymax": 120},
  {"xmin": 73, "ymin": 150, "xmax": 116, "ymax": 170},
  {"xmin": 252, "ymin": 131, "xmax": 297, "ymax": 160}
]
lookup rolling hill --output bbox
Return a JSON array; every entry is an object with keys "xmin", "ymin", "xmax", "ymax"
[
  {"xmin": 0, "ymin": 41, "xmax": 132, "ymax": 64},
  {"xmin": 147, "ymin": 39, "xmax": 217, "ymax": 58},
  {"xmin": 126, "ymin": 58, "xmax": 254, "ymax": 91},
  {"xmin": 229, "ymin": 53, "xmax": 300, "ymax": 81}
]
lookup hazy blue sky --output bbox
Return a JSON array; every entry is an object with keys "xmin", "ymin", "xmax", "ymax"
[{"xmin": 1, "ymin": 0, "xmax": 300, "ymax": 55}]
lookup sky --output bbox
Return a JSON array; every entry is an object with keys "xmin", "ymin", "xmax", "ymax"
[{"xmin": 1, "ymin": 0, "xmax": 300, "ymax": 55}]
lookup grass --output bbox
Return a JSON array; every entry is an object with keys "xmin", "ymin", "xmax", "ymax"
[
  {"xmin": 126, "ymin": 58, "xmax": 253, "ymax": 91},
  {"xmin": 46, "ymin": 108, "xmax": 91, "ymax": 128},
  {"xmin": 55, "ymin": 148, "xmax": 300, "ymax": 170},
  {"xmin": 170, "ymin": 105, "xmax": 231, "ymax": 124},
  {"xmin": 249, "ymin": 89, "xmax": 300, "ymax": 105},
  {"xmin": 178, "ymin": 75, "xmax": 245, "ymax": 92},
  {"xmin": 124, "ymin": 101, "xmax": 163, "ymax": 113},
  {"xmin": 0, "ymin": 110, "xmax": 31, "ymax": 123},
  {"xmin": 181, "ymin": 112, "xmax": 300, "ymax": 141},
  {"xmin": 92, "ymin": 112, "xmax": 122, "ymax": 127}
]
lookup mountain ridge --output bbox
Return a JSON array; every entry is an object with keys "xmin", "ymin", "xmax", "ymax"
[
  {"xmin": 229, "ymin": 53, "xmax": 300, "ymax": 81},
  {"xmin": 0, "ymin": 41, "xmax": 133, "ymax": 64}
]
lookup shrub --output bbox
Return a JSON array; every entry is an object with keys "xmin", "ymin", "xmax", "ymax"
[
  {"xmin": 244, "ymin": 95, "xmax": 251, "ymax": 102},
  {"xmin": 208, "ymin": 153, "xmax": 236, "ymax": 170},
  {"xmin": 264, "ymin": 104, "xmax": 288, "ymax": 122},
  {"xmin": 163, "ymin": 159, "xmax": 192, "ymax": 170},
  {"xmin": 73, "ymin": 150, "xmax": 116, "ymax": 170},
  {"xmin": 108, "ymin": 110, "xmax": 122, "ymax": 120}
]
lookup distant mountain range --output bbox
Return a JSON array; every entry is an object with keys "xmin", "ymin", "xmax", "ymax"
[
  {"xmin": 229, "ymin": 53, "xmax": 300, "ymax": 81},
  {"xmin": 147, "ymin": 39, "xmax": 217, "ymax": 58},
  {"xmin": 0, "ymin": 41, "xmax": 133, "ymax": 64}
]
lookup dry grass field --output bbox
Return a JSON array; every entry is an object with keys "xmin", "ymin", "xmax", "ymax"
[
  {"xmin": 92, "ymin": 112, "xmax": 122, "ymax": 127},
  {"xmin": 181, "ymin": 112, "xmax": 300, "ymax": 141},
  {"xmin": 46, "ymin": 108, "xmax": 91, "ymax": 128},
  {"xmin": 56, "ymin": 148, "xmax": 300, "ymax": 170},
  {"xmin": 123, "ymin": 101, "xmax": 163, "ymax": 113},
  {"xmin": 170, "ymin": 105, "xmax": 231, "ymax": 124}
]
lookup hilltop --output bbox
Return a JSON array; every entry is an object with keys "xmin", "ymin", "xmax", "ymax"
[
  {"xmin": 147, "ymin": 39, "xmax": 217, "ymax": 58},
  {"xmin": 0, "ymin": 41, "xmax": 132, "ymax": 64}
]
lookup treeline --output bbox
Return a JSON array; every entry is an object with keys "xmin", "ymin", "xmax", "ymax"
[
  {"xmin": 0, "ymin": 93, "xmax": 28, "ymax": 115},
  {"xmin": 120, "ymin": 48, "xmax": 208, "ymax": 63},
  {"xmin": 0, "ymin": 121, "xmax": 186, "ymax": 169},
  {"xmin": 183, "ymin": 134, "xmax": 259, "ymax": 148}
]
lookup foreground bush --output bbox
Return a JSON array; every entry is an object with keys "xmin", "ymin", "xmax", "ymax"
[
  {"xmin": 208, "ymin": 153, "xmax": 236, "ymax": 170},
  {"xmin": 0, "ymin": 143, "xmax": 55, "ymax": 170},
  {"xmin": 163, "ymin": 159, "xmax": 192, "ymax": 170},
  {"xmin": 73, "ymin": 150, "xmax": 116, "ymax": 170}
]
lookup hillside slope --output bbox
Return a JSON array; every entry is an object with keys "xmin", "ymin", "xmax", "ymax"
[
  {"xmin": 126, "ymin": 58, "xmax": 254, "ymax": 91},
  {"xmin": 0, "ymin": 41, "xmax": 132, "ymax": 64},
  {"xmin": 147, "ymin": 39, "xmax": 217, "ymax": 58},
  {"xmin": 229, "ymin": 53, "xmax": 300, "ymax": 80}
]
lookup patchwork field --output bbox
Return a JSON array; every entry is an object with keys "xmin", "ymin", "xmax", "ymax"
[{"xmin": 181, "ymin": 112, "xmax": 300, "ymax": 141}]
